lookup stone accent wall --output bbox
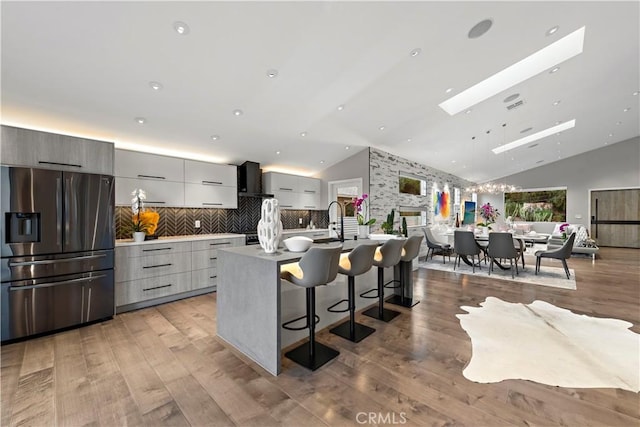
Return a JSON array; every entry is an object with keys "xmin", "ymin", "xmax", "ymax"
[{"xmin": 369, "ymin": 147, "xmax": 474, "ymax": 233}]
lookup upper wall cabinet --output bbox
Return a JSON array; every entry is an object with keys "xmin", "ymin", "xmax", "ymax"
[
  {"xmin": 114, "ymin": 150, "xmax": 237, "ymax": 208},
  {"xmin": 115, "ymin": 150, "xmax": 184, "ymax": 182},
  {"xmin": 1, "ymin": 125, "xmax": 114, "ymax": 175},
  {"xmin": 184, "ymin": 160, "xmax": 237, "ymax": 209},
  {"xmin": 263, "ymin": 172, "xmax": 322, "ymax": 210}
]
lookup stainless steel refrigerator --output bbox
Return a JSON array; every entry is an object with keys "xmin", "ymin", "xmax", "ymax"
[{"xmin": 1, "ymin": 166, "xmax": 115, "ymax": 341}]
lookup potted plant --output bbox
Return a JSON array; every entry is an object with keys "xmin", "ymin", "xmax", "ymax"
[
  {"xmin": 381, "ymin": 209, "xmax": 395, "ymax": 234},
  {"xmin": 131, "ymin": 189, "xmax": 148, "ymax": 242},
  {"xmin": 477, "ymin": 202, "xmax": 499, "ymax": 234},
  {"xmin": 353, "ymin": 193, "xmax": 376, "ymax": 238}
]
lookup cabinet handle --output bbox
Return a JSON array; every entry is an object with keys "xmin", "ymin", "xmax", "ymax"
[
  {"xmin": 209, "ymin": 242, "xmax": 229, "ymax": 246},
  {"xmin": 278, "ymin": 187, "xmax": 293, "ymax": 191},
  {"xmin": 202, "ymin": 181, "xmax": 223, "ymax": 185},
  {"xmin": 86, "ymin": 287, "xmax": 92, "ymax": 322},
  {"xmin": 312, "ymin": 233, "xmax": 325, "ymax": 236},
  {"xmin": 202, "ymin": 203, "xmax": 223, "ymax": 206},
  {"xmin": 280, "ymin": 205, "xmax": 293, "ymax": 208},
  {"xmin": 9, "ymin": 253, "xmax": 106, "ymax": 267},
  {"xmin": 137, "ymin": 174, "xmax": 165, "ymax": 180},
  {"xmin": 142, "ymin": 247, "xmax": 172, "ymax": 252},
  {"xmin": 143, "ymin": 284, "xmax": 172, "ymax": 292},
  {"xmin": 210, "ymin": 275, "xmax": 217, "ymax": 279},
  {"xmin": 143, "ymin": 263, "xmax": 172, "ymax": 269},
  {"xmin": 146, "ymin": 201, "xmax": 166, "ymax": 204},
  {"xmin": 39, "ymin": 160, "xmax": 82, "ymax": 168},
  {"xmin": 209, "ymin": 257, "xmax": 217, "ymax": 260},
  {"xmin": 304, "ymin": 205, "xmax": 316, "ymax": 208},
  {"xmin": 303, "ymin": 190, "xmax": 316, "ymax": 193},
  {"xmin": 9, "ymin": 274, "xmax": 107, "ymax": 291}
]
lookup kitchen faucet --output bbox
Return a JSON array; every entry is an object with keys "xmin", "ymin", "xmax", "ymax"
[{"xmin": 327, "ymin": 200, "xmax": 345, "ymax": 242}]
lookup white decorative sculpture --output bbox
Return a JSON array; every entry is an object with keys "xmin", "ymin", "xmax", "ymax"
[{"xmin": 257, "ymin": 198, "xmax": 282, "ymax": 254}]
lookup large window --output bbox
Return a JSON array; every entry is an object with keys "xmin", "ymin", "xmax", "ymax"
[{"xmin": 504, "ymin": 188, "xmax": 566, "ymax": 222}]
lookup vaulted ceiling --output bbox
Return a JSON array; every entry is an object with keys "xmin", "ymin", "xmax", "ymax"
[{"xmin": 2, "ymin": 1, "xmax": 638, "ymax": 182}]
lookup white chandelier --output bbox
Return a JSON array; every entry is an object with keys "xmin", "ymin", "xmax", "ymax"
[{"xmin": 465, "ymin": 182, "xmax": 521, "ymax": 194}]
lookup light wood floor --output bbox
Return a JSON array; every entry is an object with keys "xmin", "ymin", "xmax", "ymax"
[{"xmin": 2, "ymin": 247, "xmax": 639, "ymax": 426}]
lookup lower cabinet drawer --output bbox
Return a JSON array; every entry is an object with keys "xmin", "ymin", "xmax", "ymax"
[
  {"xmin": 116, "ymin": 272, "xmax": 192, "ymax": 306},
  {"xmin": 115, "ymin": 252, "xmax": 191, "ymax": 282},
  {"xmin": 192, "ymin": 268, "xmax": 217, "ymax": 290}
]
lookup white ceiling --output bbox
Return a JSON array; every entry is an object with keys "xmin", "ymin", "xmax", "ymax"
[{"xmin": 2, "ymin": 1, "xmax": 638, "ymax": 182}]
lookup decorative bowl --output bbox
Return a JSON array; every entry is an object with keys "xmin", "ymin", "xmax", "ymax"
[
  {"xmin": 368, "ymin": 233, "xmax": 401, "ymax": 241},
  {"xmin": 283, "ymin": 236, "xmax": 313, "ymax": 252}
]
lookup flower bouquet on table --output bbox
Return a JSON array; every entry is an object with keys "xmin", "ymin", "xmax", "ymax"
[
  {"xmin": 131, "ymin": 189, "xmax": 160, "ymax": 240},
  {"xmin": 559, "ymin": 223, "xmax": 570, "ymax": 241},
  {"xmin": 477, "ymin": 202, "xmax": 500, "ymax": 230},
  {"xmin": 352, "ymin": 194, "xmax": 376, "ymax": 226}
]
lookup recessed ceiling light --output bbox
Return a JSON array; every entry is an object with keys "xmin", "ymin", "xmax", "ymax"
[
  {"xmin": 210, "ymin": 135, "xmax": 220, "ymax": 141},
  {"xmin": 468, "ymin": 19, "xmax": 493, "ymax": 39},
  {"xmin": 266, "ymin": 69, "xmax": 278, "ymax": 78},
  {"xmin": 520, "ymin": 127, "xmax": 533, "ymax": 133},
  {"xmin": 465, "ymin": 109, "xmax": 472, "ymax": 114},
  {"xmin": 173, "ymin": 21, "xmax": 190, "ymax": 35},
  {"xmin": 503, "ymin": 93, "xmax": 520, "ymax": 103},
  {"xmin": 300, "ymin": 132, "xmax": 307, "ymax": 137},
  {"xmin": 633, "ymin": 91, "xmax": 639, "ymax": 96},
  {"xmin": 379, "ymin": 126, "xmax": 385, "ymax": 131},
  {"xmin": 492, "ymin": 119, "xmax": 576, "ymax": 154},
  {"xmin": 552, "ymin": 100, "xmax": 561, "ymax": 106},
  {"xmin": 555, "ymin": 121, "xmax": 562, "ymax": 125},
  {"xmin": 439, "ymin": 27, "xmax": 585, "ymax": 115},
  {"xmin": 451, "ymin": 160, "xmax": 457, "ymax": 163},
  {"xmin": 546, "ymin": 25, "xmax": 559, "ymax": 36},
  {"xmin": 337, "ymin": 104, "xmax": 345, "ymax": 111},
  {"xmin": 410, "ymin": 48, "xmax": 421, "ymax": 57},
  {"xmin": 149, "ymin": 81, "xmax": 163, "ymax": 91},
  {"xmin": 233, "ymin": 109, "xmax": 243, "ymax": 116},
  {"xmin": 345, "ymin": 146, "xmax": 350, "ymax": 150},
  {"xmin": 445, "ymin": 88, "xmax": 453, "ymax": 94},
  {"xmin": 549, "ymin": 67, "xmax": 560, "ymax": 74},
  {"xmin": 275, "ymin": 151, "xmax": 281, "ymax": 155},
  {"xmin": 557, "ymin": 141, "xmax": 561, "ymax": 145},
  {"xmin": 536, "ymin": 160, "xmax": 545, "ymax": 164},
  {"xmin": 616, "ymin": 121, "xmax": 622, "ymax": 125},
  {"xmin": 320, "ymin": 160, "xmax": 325, "ymax": 164},
  {"xmin": 407, "ymin": 138, "xmax": 412, "ymax": 143},
  {"xmin": 134, "ymin": 117, "xmax": 146, "ymax": 124},
  {"xmin": 609, "ymin": 133, "xmax": 614, "ymax": 137},
  {"xmin": 623, "ymin": 107, "xmax": 631, "ymax": 112}
]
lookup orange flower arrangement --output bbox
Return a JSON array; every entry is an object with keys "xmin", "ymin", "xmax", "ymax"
[{"xmin": 136, "ymin": 210, "xmax": 160, "ymax": 235}]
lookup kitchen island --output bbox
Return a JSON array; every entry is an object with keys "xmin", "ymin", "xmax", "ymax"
[{"xmin": 217, "ymin": 239, "xmax": 394, "ymax": 375}]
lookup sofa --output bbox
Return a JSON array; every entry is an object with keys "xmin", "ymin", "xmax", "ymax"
[{"xmin": 512, "ymin": 221, "xmax": 599, "ymax": 261}]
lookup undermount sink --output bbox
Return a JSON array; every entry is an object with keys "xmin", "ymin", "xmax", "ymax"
[{"xmin": 312, "ymin": 237, "xmax": 342, "ymax": 244}]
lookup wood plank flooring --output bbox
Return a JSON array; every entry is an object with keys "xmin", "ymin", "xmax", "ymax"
[{"xmin": 2, "ymin": 247, "xmax": 639, "ymax": 426}]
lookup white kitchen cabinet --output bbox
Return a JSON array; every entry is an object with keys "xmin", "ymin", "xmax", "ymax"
[
  {"xmin": 1, "ymin": 125, "xmax": 114, "ymax": 175},
  {"xmin": 184, "ymin": 160, "xmax": 236, "ymax": 186},
  {"xmin": 263, "ymin": 172, "xmax": 322, "ymax": 210},
  {"xmin": 115, "ymin": 149, "xmax": 184, "ymax": 182},
  {"xmin": 115, "ymin": 177, "xmax": 185, "ymax": 207},
  {"xmin": 184, "ymin": 183, "xmax": 237, "ymax": 208}
]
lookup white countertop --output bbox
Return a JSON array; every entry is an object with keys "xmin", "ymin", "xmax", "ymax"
[
  {"xmin": 116, "ymin": 233, "xmax": 245, "ymax": 246},
  {"xmin": 281, "ymin": 228, "xmax": 329, "ymax": 234}
]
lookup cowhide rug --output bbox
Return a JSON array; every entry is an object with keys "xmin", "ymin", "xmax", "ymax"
[{"xmin": 457, "ymin": 297, "xmax": 639, "ymax": 392}]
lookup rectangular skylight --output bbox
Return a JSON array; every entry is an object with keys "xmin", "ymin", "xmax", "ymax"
[
  {"xmin": 492, "ymin": 119, "xmax": 576, "ymax": 154},
  {"xmin": 439, "ymin": 26, "xmax": 585, "ymax": 115}
]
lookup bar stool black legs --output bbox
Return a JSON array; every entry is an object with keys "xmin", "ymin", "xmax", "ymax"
[
  {"xmin": 386, "ymin": 235, "xmax": 423, "ymax": 309},
  {"xmin": 329, "ymin": 275, "xmax": 376, "ymax": 342},
  {"xmin": 284, "ymin": 288, "xmax": 339, "ymax": 371},
  {"xmin": 362, "ymin": 267, "xmax": 401, "ymax": 321}
]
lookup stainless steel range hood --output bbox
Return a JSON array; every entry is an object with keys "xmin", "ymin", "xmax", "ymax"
[{"xmin": 238, "ymin": 161, "xmax": 274, "ymax": 198}]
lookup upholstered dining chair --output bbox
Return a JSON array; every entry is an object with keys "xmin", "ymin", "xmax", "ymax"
[
  {"xmin": 486, "ymin": 232, "xmax": 520, "ymax": 279},
  {"xmin": 453, "ymin": 230, "xmax": 482, "ymax": 273},
  {"xmin": 535, "ymin": 232, "xmax": 576, "ymax": 279},
  {"xmin": 423, "ymin": 227, "xmax": 452, "ymax": 264}
]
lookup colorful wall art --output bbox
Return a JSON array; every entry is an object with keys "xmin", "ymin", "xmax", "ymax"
[
  {"xmin": 434, "ymin": 189, "xmax": 450, "ymax": 219},
  {"xmin": 463, "ymin": 201, "xmax": 476, "ymax": 225}
]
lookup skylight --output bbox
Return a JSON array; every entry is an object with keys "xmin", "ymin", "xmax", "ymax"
[{"xmin": 492, "ymin": 120, "xmax": 576, "ymax": 154}]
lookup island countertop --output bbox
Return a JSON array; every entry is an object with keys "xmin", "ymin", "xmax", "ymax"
[{"xmin": 216, "ymin": 237, "xmax": 396, "ymax": 375}]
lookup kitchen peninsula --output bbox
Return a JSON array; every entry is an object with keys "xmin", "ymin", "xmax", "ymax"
[{"xmin": 217, "ymin": 239, "xmax": 393, "ymax": 375}]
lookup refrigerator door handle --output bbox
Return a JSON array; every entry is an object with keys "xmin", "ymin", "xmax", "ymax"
[
  {"xmin": 80, "ymin": 285, "xmax": 85, "ymax": 323},
  {"xmin": 8, "ymin": 274, "xmax": 107, "ymax": 291},
  {"xmin": 57, "ymin": 176, "xmax": 62, "ymax": 247},
  {"xmin": 8, "ymin": 253, "xmax": 107, "ymax": 267},
  {"xmin": 86, "ymin": 287, "xmax": 92, "ymax": 322}
]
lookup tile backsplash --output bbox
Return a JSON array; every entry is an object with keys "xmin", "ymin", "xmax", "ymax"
[{"xmin": 116, "ymin": 197, "xmax": 328, "ymax": 239}]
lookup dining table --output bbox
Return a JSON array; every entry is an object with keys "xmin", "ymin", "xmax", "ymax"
[{"xmin": 444, "ymin": 231, "xmax": 526, "ymax": 270}]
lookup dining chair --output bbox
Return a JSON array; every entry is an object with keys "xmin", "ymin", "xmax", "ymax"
[
  {"xmin": 453, "ymin": 230, "xmax": 482, "ymax": 273},
  {"xmin": 535, "ymin": 232, "xmax": 576, "ymax": 279},
  {"xmin": 486, "ymin": 232, "xmax": 520, "ymax": 278},
  {"xmin": 423, "ymin": 227, "xmax": 452, "ymax": 264}
]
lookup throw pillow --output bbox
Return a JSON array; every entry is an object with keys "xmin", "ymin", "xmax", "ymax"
[{"xmin": 573, "ymin": 226, "xmax": 589, "ymax": 247}]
